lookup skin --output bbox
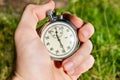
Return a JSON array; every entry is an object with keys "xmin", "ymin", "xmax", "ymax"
[{"xmin": 12, "ymin": 0, "xmax": 95, "ymax": 80}]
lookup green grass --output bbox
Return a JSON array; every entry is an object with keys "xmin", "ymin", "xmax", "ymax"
[{"xmin": 0, "ymin": 0, "xmax": 120, "ymax": 80}]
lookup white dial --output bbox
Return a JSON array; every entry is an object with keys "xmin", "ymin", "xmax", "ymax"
[
  {"xmin": 49, "ymin": 25, "xmax": 63, "ymax": 38},
  {"xmin": 41, "ymin": 21, "xmax": 79, "ymax": 59}
]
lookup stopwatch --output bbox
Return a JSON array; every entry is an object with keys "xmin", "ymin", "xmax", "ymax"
[{"xmin": 37, "ymin": 10, "xmax": 80, "ymax": 61}]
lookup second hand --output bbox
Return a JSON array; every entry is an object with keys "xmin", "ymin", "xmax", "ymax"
[{"xmin": 55, "ymin": 27, "xmax": 66, "ymax": 53}]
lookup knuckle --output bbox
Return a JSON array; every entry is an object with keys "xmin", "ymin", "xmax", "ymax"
[
  {"xmin": 87, "ymin": 40, "xmax": 93, "ymax": 51},
  {"xmin": 25, "ymin": 4, "xmax": 37, "ymax": 15},
  {"xmin": 86, "ymin": 22, "xmax": 94, "ymax": 28},
  {"xmin": 87, "ymin": 23, "xmax": 95, "ymax": 34},
  {"xmin": 25, "ymin": 4, "xmax": 35, "ymax": 10},
  {"xmin": 14, "ymin": 28, "xmax": 22, "ymax": 41},
  {"xmin": 89, "ymin": 55, "xmax": 95, "ymax": 67},
  {"xmin": 89, "ymin": 55, "xmax": 95, "ymax": 63},
  {"xmin": 78, "ymin": 30, "xmax": 87, "ymax": 42},
  {"xmin": 79, "ymin": 22, "xmax": 94, "ymax": 42}
]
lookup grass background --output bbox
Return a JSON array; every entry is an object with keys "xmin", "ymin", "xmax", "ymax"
[{"xmin": 0, "ymin": 0, "xmax": 120, "ymax": 80}]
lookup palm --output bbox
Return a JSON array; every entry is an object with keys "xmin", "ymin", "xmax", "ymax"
[{"xmin": 15, "ymin": 35, "xmax": 75, "ymax": 80}]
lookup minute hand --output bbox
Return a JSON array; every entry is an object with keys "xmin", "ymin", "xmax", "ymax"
[{"xmin": 55, "ymin": 28, "xmax": 66, "ymax": 52}]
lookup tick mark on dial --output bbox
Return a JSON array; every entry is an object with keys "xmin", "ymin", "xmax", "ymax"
[
  {"xmin": 46, "ymin": 42, "xmax": 50, "ymax": 46},
  {"xmin": 60, "ymin": 32, "xmax": 62, "ymax": 34},
  {"xmin": 56, "ymin": 50, "xmax": 59, "ymax": 54},
  {"xmin": 66, "ymin": 29, "xmax": 69, "ymax": 32},
  {"xmin": 61, "ymin": 26, "xmax": 64, "ymax": 29},
  {"xmin": 67, "ymin": 46, "xmax": 70, "ymax": 50},
  {"xmin": 48, "ymin": 31, "xmax": 53, "ymax": 34},
  {"xmin": 70, "ymin": 34, "xmax": 73, "ymax": 37},
  {"xmin": 45, "ymin": 36, "xmax": 49, "ymax": 39},
  {"xmin": 62, "ymin": 50, "xmax": 65, "ymax": 53},
  {"xmin": 50, "ymin": 48, "xmax": 53, "ymax": 51},
  {"xmin": 65, "ymin": 36, "xmax": 68, "ymax": 39},
  {"xmin": 52, "ymin": 35, "xmax": 56, "ymax": 37}
]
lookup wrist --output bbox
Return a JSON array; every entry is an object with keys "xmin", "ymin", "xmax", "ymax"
[
  {"xmin": 11, "ymin": 72, "xmax": 24, "ymax": 80},
  {"xmin": 12, "ymin": 76, "xmax": 21, "ymax": 80}
]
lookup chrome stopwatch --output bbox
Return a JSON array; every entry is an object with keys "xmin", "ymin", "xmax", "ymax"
[{"xmin": 38, "ymin": 10, "xmax": 80, "ymax": 61}]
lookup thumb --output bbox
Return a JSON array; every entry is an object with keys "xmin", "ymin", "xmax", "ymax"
[
  {"xmin": 19, "ymin": 0, "xmax": 55, "ymax": 29},
  {"xmin": 15, "ymin": 0, "xmax": 55, "ymax": 48}
]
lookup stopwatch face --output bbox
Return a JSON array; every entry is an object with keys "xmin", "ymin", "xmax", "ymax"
[
  {"xmin": 41, "ymin": 21, "xmax": 79, "ymax": 59},
  {"xmin": 48, "ymin": 25, "xmax": 63, "ymax": 38}
]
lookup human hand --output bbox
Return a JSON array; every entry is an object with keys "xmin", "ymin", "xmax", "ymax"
[{"xmin": 13, "ymin": 0, "xmax": 94, "ymax": 80}]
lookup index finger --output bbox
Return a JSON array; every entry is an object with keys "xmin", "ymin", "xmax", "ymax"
[
  {"xmin": 63, "ymin": 12, "xmax": 94, "ymax": 42},
  {"xmin": 63, "ymin": 12, "xmax": 84, "ymax": 29}
]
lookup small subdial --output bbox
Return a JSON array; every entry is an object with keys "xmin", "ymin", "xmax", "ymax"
[{"xmin": 48, "ymin": 25, "xmax": 63, "ymax": 38}]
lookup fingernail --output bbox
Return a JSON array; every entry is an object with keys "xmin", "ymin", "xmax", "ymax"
[
  {"xmin": 64, "ymin": 61, "xmax": 75, "ymax": 75},
  {"xmin": 68, "ymin": 68, "xmax": 75, "ymax": 75},
  {"xmin": 64, "ymin": 61, "xmax": 74, "ymax": 71},
  {"xmin": 79, "ymin": 66, "xmax": 86, "ymax": 74},
  {"xmin": 82, "ymin": 30, "xmax": 89, "ymax": 38}
]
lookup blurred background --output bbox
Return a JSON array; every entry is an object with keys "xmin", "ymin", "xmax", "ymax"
[{"xmin": 0, "ymin": 0, "xmax": 120, "ymax": 80}]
